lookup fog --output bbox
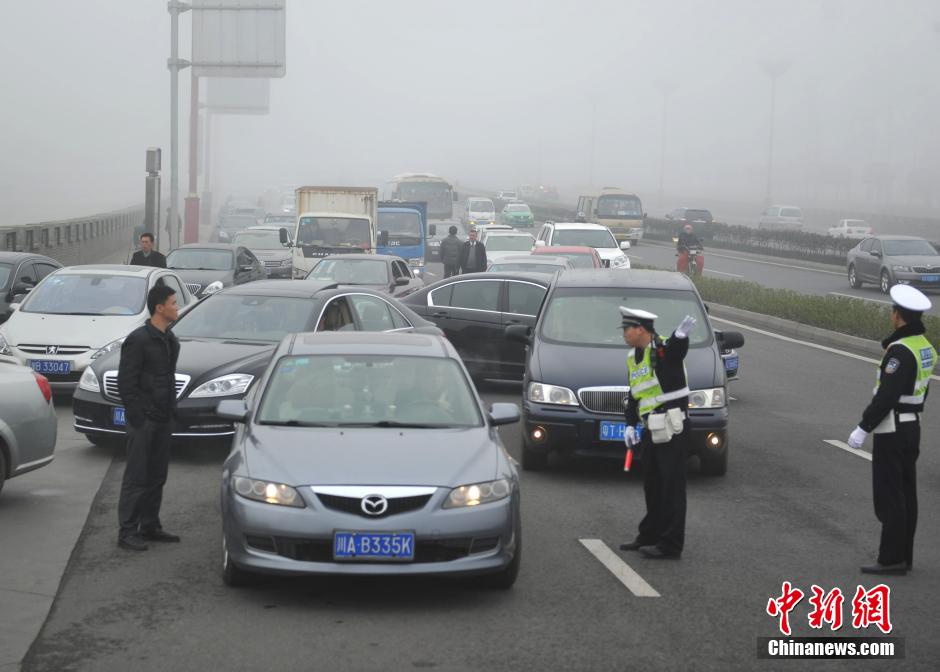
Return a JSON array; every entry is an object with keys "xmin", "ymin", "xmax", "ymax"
[{"xmin": 3, "ymin": 0, "xmax": 940, "ymax": 226}]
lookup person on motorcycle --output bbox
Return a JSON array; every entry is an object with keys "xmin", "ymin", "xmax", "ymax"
[{"xmin": 676, "ymin": 223, "xmax": 704, "ymax": 276}]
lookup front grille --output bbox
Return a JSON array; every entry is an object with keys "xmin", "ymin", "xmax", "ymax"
[
  {"xmin": 578, "ymin": 386, "xmax": 630, "ymax": 415},
  {"xmin": 101, "ymin": 370, "xmax": 192, "ymax": 402},
  {"xmin": 263, "ymin": 260, "xmax": 281, "ymax": 268},
  {"xmin": 18, "ymin": 344, "xmax": 90, "ymax": 356},
  {"xmin": 272, "ymin": 537, "xmax": 473, "ymax": 563},
  {"xmin": 39, "ymin": 370, "xmax": 83, "ymax": 382},
  {"xmin": 913, "ymin": 266, "xmax": 940, "ymax": 274},
  {"xmin": 185, "ymin": 283, "xmax": 201, "ymax": 295},
  {"xmin": 315, "ymin": 493, "xmax": 431, "ymax": 518}
]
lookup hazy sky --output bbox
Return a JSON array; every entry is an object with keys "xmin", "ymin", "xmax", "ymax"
[{"xmin": 3, "ymin": 0, "xmax": 940, "ymax": 225}]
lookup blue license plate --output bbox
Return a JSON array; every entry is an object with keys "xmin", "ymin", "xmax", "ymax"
[
  {"xmin": 30, "ymin": 360, "xmax": 71, "ymax": 375},
  {"xmin": 599, "ymin": 421, "xmax": 627, "ymax": 441},
  {"xmin": 724, "ymin": 356, "xmax": 739, "ymax": 371},
  {"xmin": 921, "ymin": 275, "xmax": 939, "ymax": 282},
  {"xmin": 333, "ymin": 531, "xmax": 415, "ymax": 561},
  {"xmin": 112, "ymin": 407, "xmax": 126, "ymax": 427}
]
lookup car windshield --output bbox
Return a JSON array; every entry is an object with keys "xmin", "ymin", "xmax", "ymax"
[
  {"xmin": 257, "ymin": 355, "xmax": 483, "ymax": 428},
  {"xmin": 396, "ymin": 182, "xmax": 452, "ymax": 217},
  {"xmin": 20, "ymin": 274, "xmax": 147, "ymax": 316},
  {"xmin": 505, "ymin": 204, "xmax": 531, "ymax": 213},
  {"xmin": 232, "ymin": 231, "xmax": 285, "ymax": 250},
  {"xmin": 378, "ymin": 211, "xmax": 422, "ymax": 239},
  {"xmin": 685, "ymin": 210, "xmax": 712, "ymax": 221},
  {"xmin": 220, "ymin": 216, "xmax": 257, "ymax": 231},
  {"xmin": 884, "ymin": 239, "xmax": 939, "ymax": 256},
  {"xmin": 553, "ymin": 229, "xmax": 617, "ymax": 248},
  {"xmin": 489, "ymin": 262, "xmax": 563, "ymax": 274},
  {"xmin": 307, "ymin": 259, "xmax": 389, "ymax": 284},
  {"xmin": 469, "ymin": 201, "xmax": 495, "ymax": 213},
  {"xmin": 780, "ymin": 208, "xmax": 803, "ymax": 218},
  {"xmin": 171, "ymin": 294, "xmax": 314, "ymax": 341},
  {"xmin": 167, "ymin": 248, "xmax": 234, "ymax": 270},
  {"xmin": 502, "ymin": 192, "xmax": 517, "ymax": 198},
  {"xmin": 0, "ymin": 262, "xmax": 12, "ymax": 288},
  {"xmin": 486, "ymin": 234, "xmax": 535, "ymax": 251},
  {"xmin": 540, "ymin": 287, "xmax": 711, "ymax": 348},
  {"xmin": 597, "ymin": 195, "xmax": 642, "ymax": 218},
  {"xmin": 298, "ymin": 217, "xmax": 372, "ymax": 250}
]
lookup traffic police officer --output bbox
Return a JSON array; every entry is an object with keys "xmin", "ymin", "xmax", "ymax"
[
  {"xmin": 618, "ymin": 307, "xmax": 697, "ymax": 559},
  {"xmin": 848, "ymin": 285, "xmax": 936, "ymax": 575}
]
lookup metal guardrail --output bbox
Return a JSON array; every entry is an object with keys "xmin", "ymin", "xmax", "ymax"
[{"xmin": 0, "ymin": 204, "xmax": 148, "ymax": 266}]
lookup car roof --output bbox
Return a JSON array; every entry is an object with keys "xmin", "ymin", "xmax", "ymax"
[
  {"xmin": 57, "ymin": 264, "xmax": 162, "ymax": 277},
  {"xmin": 550, "ymin": 222, "xmax": 609, "ymax": 230},
  {"xmin": 288, "ymin": 331, "xmax": 453, "ymax": 358},
  {"xmin": 437, "ymin": 271, "xmax": 550, "ymax": 285},
  {"xmin": 553, "ymin": 268, "xmax": 695, "ymax": 291},
  {"xmin": 316, "ymin": 254, "xmax": 399, "ymax": 262},
  {"xmin": 532, "ymin": 245, "xmax": 597, "ymax": 254},
  {"xmin": 174, "ymin": 243, "xmax": 238, "ymax": 250},
  {"xmin": 483, "ymin": 230, "xmax": 532, "ymax": 236},
  {"xmin": 0, "ymin": 252, "xmax": 54, "ymax": 263},
  {"xmin": 217, "ymin": 279, "xmax": 343, "ymax": 298}
]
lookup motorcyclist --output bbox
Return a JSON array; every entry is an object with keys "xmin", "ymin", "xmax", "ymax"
[{"xmin": 676, "ymin": 224, "xmax": 704, "ymax": 275}]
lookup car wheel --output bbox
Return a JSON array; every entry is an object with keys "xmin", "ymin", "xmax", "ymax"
[
  {"xmin": 521, "ymin": 442, "xmax": 549, "ymax": 471},
  {"xmin": 880, "ymin": 269, "xmax": 893, "ymax": 294},
  {"xmin": 480, "ymin": 532, "xmax": 520, "ymax": 590},
  {"xmin": 700, "ymin": 449, "xmax": 727, "ymax": 477},
  {"xmin": 848, "ymin": 265, "xmax": 863, "ymax": 289},
  {"xmin": 221, "ymin": 534, "xmax": 253, "ymax": 587}
]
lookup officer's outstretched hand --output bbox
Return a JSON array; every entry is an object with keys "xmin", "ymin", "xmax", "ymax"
[
  {"xmin": 847, "ymin": 426, "xmax": 868, "ymax": 449},
  {"xmin": 675, "ymin": 315, "xmax": 697, "ymax": 339},
  {"xmin": 624, "ymin": 426, "xmax": 639, "ymax": 448}
]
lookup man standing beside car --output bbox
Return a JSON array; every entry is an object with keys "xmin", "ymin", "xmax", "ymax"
[
  {"xmin": 458, "ymin": 227, "xmax": 488, "ymax": 274},
  {"xmin": 440, "ymin": 225, "xmax": 462, "ymax": 278},
  {"xmin": 618, "ymin": 307, "xmax": 696, "ymax": 560},
  {"xmin": 116, "ymin": 285, "xmax": 181, "ymax": 551},
  {"xmin": 129, "ymin": 232, "xmax": 167, "ymax": 268}
]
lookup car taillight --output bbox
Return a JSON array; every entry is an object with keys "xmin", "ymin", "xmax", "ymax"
[{"xmin": 33, "ymin": 372, "xmax": 52, "ymax": 403}]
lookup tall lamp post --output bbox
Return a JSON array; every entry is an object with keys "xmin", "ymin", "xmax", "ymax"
[
  {"xmin": 654, "ymin": 80, "xmax": 677, "ymax": 210},
  {"xmin": 762, "ymin": 60, "xmax": 790, "ymax": 206}
]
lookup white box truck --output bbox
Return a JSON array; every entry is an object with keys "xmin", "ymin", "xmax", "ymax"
[{"xmin": 281, "ymin": 186, "xmax": 379, "ymax": 279}]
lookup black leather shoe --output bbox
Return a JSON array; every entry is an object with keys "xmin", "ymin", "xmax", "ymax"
[
  {"xmin": 619, "ymin": 541, "xmax": 650, "ymax": 552},
  {"xmin": 141, "ymin": 529, "xmax": 181, "ymax": 543},
  {"xmin": 639, "ymin": 546, "xmax": 681, "ymax": 559},
  {"xmin": 860, "ymin": 562, "xmax": 907, "ymax": 575},
  {"xmin": 118, "ymin": 535, "xmax": 149, "ymax": 551}
]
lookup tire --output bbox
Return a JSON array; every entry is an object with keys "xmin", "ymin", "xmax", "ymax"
[
  {"xmin": 521, "ymin": 442, "xmax": 549, "ymax": 471},
  {"xmin": 848, "ymin": 264, "xmax": 863, "ymax": 289},
  {"xmin": 880, "ymin": 269, "xmax": 893, "ymax": 294},
  {"xmin": 221, "ymin": 534, "xmax": 254, "ymax": 587},
  {"xmin": 480, "ymin": 533, "xmax": 521, "ymax": 590},
  {"xmin": 700, "ymin": 449, "xmax": 727, "ymax": 476}
]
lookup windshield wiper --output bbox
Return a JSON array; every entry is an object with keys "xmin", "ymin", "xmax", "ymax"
[
  {"xmin": 58, "ymin": 311, "xmax": 103, "ymax": 316},
  {"xmin": 258, "ymin": 420, "xmax": 337, "ymax": 427},
  {"xmin": 340, "ymin": 421, "xmax": 442, "ymax": 429}
]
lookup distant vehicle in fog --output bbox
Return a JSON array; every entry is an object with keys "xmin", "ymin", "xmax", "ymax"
[
  {"xmin": 666, "ymin": 208, "xmax": 714, "ymax": 225},
  {"xmin": 167, "ymin": 244, "xmax": 266, "ymax": 297},
  {"xmin": 500, "ymin": 203, "xmax": 535, "ymax": 228},
  {"xmin": 216, "ymin": 214, "xmax": 260, "ymax": 243},
  {"xmin": 577, "ymin": 188, "xmax": 644, "ymax": 244},
  {"xmin": 232, "ymin": 226, "xmax": 294, "ymax": 279},
  {"xmin": 464, "ymin": 197, "xmax": 497, "ymax": 227},
  {"xmin": 304, "ymin": 254, "xmax": 423, "ymax": 298},
  {"xmin": 263, "ymin": 213, "xmax": 295, "ymax": 226},
  {"xmin": 828, "ymin": 219, "xmax": 873, "ymax": 239},
  {"xmin": 758, "ymin": 205, "xmax": 803, "ymax": 230},
  {"xmin": 496, "ymin": 190, "xmax": 518, "ymax": 202},
  {"xmin": 389, "ymin": 173, "xmax": 457, "ymax": 222}
]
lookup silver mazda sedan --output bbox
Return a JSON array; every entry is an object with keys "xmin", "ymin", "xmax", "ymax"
[{"xmin": 217, "ymin": 331, "xmax": 521, "ymax": 588}]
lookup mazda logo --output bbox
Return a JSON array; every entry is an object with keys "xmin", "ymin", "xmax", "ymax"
[
  {"xmin": 361, "ymin": 494, "xmax": 388, "ymax": 516},
  {"xmin": 46, "ymin": 346, "xmax": 59, "ymax": 355}
]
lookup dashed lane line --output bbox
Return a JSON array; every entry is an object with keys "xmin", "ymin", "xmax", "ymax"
[
  {"xmin": 578, "ymin": 539, "xmax": 660, "ymax": 597},
  {"xmin": 824, "ymin": 439, "xmax": 872, "ymax": 462}
]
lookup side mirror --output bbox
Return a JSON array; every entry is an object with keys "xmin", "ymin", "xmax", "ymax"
[
  {"xmin": 20, "ymin": 277, "xmax": 36, "ymax": 287},
  {"xmin": 716, "ymin": 330, "xmax": 745, "ymax": 349},
  {"xmin": 620, "ymin": 241, "xmax": 631, "ymax": 250},
  {"xmin": 428, "ymin": 224, "xmax": 437, "ymax": 236},
  {"xmin": 871, "ymin": 250, "xmax": 882, "ymax": 258},
  {"xmin": 278, "ymin": 228, "xmax": 290, "ymax": 245},
  {"xmin": 488, "ymin": 402, "xmax": 520, "ymax": 426},
  {"xmin": 534, "ymin": 240, "xmax": 547, "ymax": 248},
  {"xmin": 216, "ymin": 399, "xmax": 249, "ymax": 423},
  {"xmin": 378, "ymin": 231, "xmax": 390, "ymax": 247},
  {"xmin": 504, "ymin": 324, "xmax": 532, "ymax": 345},
  {"xmin": 239, "ymin": 264, "xmax": 254, "ymax": 273},
  {"xmin": 394, "ymin": 277, "xmax": 410, "ymax": 287}
]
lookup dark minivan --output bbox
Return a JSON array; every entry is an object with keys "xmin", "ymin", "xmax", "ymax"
[{"xmin": 506, "ymin": 269, "xmax": 744, "ymax": 475}]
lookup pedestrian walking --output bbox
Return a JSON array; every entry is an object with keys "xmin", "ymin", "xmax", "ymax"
[
  {"xmin": 458, "ymin": 227, "xmax": 487, "ymax": 274},
  {"xmin": 440, "ymin": 225, "xmax": 462, "ymax": 278},
  {"xmin": 116, "ymin": 285, "xmax": 181, "ymax": 551},
  {"xmin": 129, "ymin": 232, "xmax": 167, "ymax": 268}
]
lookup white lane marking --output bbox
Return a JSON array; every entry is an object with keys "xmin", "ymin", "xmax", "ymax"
[
  {"xmin": 824, "ymin": 439, "xmax": 872, "ymax": 462},
  {"xmin": 828, "ymin": 291, "xmax": 892, "ymax": 306},
  {"xmin": 578, "ymin": 539, "xmax": 660, "ymax": 597},
  {"xmin": 705, "ymin": 269, "xmax": 744, "ymax": 278},
  {"xmin": 644, "ymin": 241, "xmax": 844, "ymax": 275},
  {"xmin": 729, "ymin": 396, "xmax": 737, "ymax": 402},
  {"xmin": 710, "ymin": 316, "xmax": 940, "ymax": 383},
  {"xmin": 627, "ymin": 254, "xmax": 644, "ymax": 260}
]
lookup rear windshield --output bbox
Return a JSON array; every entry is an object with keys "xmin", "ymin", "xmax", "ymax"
[
  {"xmin": 780, "ymin": 208, "xmax": 803, "ymax": 218},
  {"xmin": 485, "ymin": 234, "xmax": 535, "ymax": 251}
]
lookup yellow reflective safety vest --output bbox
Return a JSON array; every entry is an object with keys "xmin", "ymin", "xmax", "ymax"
[
  {"xmin": 627, "ymin": 343, "xmax": 690, "ymax": 418},
  {"xmin": 873, "ymin": 334, "xmax": 937, "ymax": 409}
]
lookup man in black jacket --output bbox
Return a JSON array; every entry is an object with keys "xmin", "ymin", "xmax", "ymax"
[
  {"xmin": 458, "ymin": 228, "xmax": 488, "ymax": 274},
  {"xmin": 116, "ymin": 285, "xmax": 181, "ymax": 551},
  {"xmin": 129, "ymin": 232, "xmax": 167, "ymax": 268},
  {"xmin": 440, "ymin": 225, "xmax": 463, "ymax": 278}
]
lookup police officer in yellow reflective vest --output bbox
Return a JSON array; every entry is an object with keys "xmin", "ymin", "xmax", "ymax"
[
  {"xmin": 848, "ymin": 285, "xmax": 937, "ymax": 576},
  {"xmin": 618, "ymin": 307, "xmax": 696, "ymax": 559}
]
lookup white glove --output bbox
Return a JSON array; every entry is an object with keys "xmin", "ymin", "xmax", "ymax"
[
  {"xmin": 624, "ymin": 426, "xmax": 639, "ymax": 448},
  {"xmin": 847, "ymin": 426, "xmax": 869, "ymax": 449},
  {"xmin": 674, "ymin": 315, "xmax": 697, "ymax": 339}
]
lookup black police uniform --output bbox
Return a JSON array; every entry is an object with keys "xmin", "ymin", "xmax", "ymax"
[
  {"xmin": 624, "ymin": 331, "xmax": 691, "ymax": 556},
  {"xmin": 858, "ymin": 323, "xmax": 930, "ymax": 568}
]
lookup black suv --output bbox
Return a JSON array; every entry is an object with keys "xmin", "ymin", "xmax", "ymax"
[{"xmin": 506, "ymin": 269, "xmax": 743, "ymax": 475}]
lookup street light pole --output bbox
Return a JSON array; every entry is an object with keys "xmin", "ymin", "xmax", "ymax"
[
  {"xmin": 167, "ymin": 0, "xmax": 191, "ymax": 252},
  {"xmin": 654, "ymin": 81, "xmax": 677, "ymax": 210},
  {"xmin": 762, "ymin": 60, "xmax": 790, "ymax": 206}
]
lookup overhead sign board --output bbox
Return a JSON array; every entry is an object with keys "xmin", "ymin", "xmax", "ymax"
[
  {"xmin": 205, "ymin": 77, "xmax": 270, "ymax": 114},
  {"xmin": 192, "ymin": 0, "xmax": 286, "ymax": 78}
]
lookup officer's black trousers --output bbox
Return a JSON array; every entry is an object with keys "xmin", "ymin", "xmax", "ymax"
[
  {"xmin": 872, "ymin": 423, "xmax": 919, "ymax": 566},
  {"xmin": 443, "ymin": 263, "xmax": 459, "ymax": 278},
  {"xmin": 636, "ymin": 421, "xmax": 689, "ymax": 554},
  {"xmin": 118, "ymin": 419, "xmax": 173, "ymax": 539}
]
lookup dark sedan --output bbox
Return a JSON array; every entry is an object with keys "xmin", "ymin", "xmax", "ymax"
[
  {"xmin": 305, "ymin": 254, "xmax": 424, "ymax": 298},
  {"xmin": 72, "ymin": 281, "xmax": 441, "ymax": 445},
  {"xmin": 166, "ymin": 243, "xmax": 266, "ymax": 297},
  {"xmin": 403, "ymin": 272, "xmax": 550, "ymax": 381},
  {"xmin": 0, "ymin": 252, "xmax": 62, "ymax": 323}
]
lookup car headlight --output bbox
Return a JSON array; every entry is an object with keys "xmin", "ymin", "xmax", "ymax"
[
  {"xmin": 0, "ymin": 331, "xmax": 11, "ymax": 356},
  {"xmin": 611, "ymin": 255, "xmax": 628, "ymax": 267},
  {"xmin": 232, "ymin": 476, "xmax": 305, "ymax": 508},
  {"xmin": 189, "ymin": 373, "xmax": 254, "ymax": 398},
  {"xmin": 203, "ymin": 280, "xmax": 224, "ymax": 295},
  {"xmin": 91, "ymin": 337, "xmax": 125, "ymax": 360},
  {"xmin": 429, "ymin": 240, "xmax": 441, "ymax": 247},
  {"xmin": 443, "ymin": 478, "xmax": 511, "ymax": 508},
  {"xmin": 892, "ymin": 265, "xmax": 912, "ymax": 273},
  {"xmin": 218, "ymin": 231, "xmax": 230, "ymax": 240},
  {"xmin": 688, "ymin": 387, "xmax": 726, "ymax": 409},
  {"xmin": 528, "ymin": 382, "xmax": 579, "ymax": 406},
  {"xmin": 79, "ymin": 368, "xmax": 101, "ymax": 393}
]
